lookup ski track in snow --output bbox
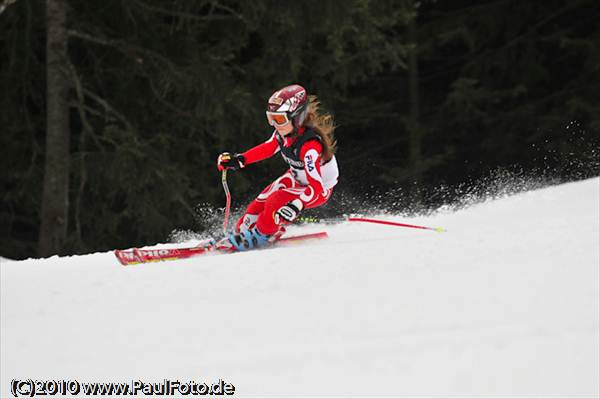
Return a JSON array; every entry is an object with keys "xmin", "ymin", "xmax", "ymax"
[{"xmin": 2, "ymin": 178, "xmax": 599, "ymax": 398}]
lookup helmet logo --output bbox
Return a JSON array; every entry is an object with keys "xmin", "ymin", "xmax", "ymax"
[
  {"xmin": 269, "ymin": 93, "xmax": 284, "ymax": 106},
  {"xmin": 287, "ymin": 90, "xmax": 306, "ymax": 113}
]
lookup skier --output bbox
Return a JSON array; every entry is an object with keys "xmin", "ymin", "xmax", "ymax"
[{"xmin": 216, "ymin": 84, "xmax": 339, "ymax": 251}]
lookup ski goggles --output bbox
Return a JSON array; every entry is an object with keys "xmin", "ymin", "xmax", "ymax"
[{"xmin": 266, "ymin": 111, "xmax": 291, "ymax": 127}]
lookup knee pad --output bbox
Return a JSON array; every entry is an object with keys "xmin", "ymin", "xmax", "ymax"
[{"xmin": 237, "ymin": 213, "xmax": 259, "ymax": 233}]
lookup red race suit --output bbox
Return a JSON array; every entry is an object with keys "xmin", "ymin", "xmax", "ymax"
[{"xmin": 236, "ymin": 127, "xmax": 339, "ymax": 235}]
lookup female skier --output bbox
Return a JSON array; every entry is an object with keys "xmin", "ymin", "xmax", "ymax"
[{"xmin": 216, "ymin": 84, "xmax": 339, "ymax": 251}]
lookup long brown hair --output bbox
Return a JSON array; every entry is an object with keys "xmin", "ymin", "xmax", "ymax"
[{"xmin": 303, "ymin": 95, "xmax": 337, "ymax": 161}]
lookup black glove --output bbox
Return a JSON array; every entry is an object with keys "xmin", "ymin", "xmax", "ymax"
[
  {"xmin": 275, "ymin": 199, "xmax": 304, "ymax": 224},
  {"xmin": 217, "ymin": 152, "xmax": 245, "ymax": 171}
]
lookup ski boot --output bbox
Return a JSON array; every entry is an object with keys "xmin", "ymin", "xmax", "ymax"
[{"xmin": 215, "ymin": 226, "xmax": 286, "ymax": 252}]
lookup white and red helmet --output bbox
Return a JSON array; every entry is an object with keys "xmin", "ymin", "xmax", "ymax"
[{"xmin": 266, "ymin": 84, "xmax": 309, "ymax": 128}]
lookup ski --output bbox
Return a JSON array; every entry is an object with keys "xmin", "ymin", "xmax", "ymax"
[{"xmin": 114, "ymin": 231, "xmax": 328, "ymax": 266}]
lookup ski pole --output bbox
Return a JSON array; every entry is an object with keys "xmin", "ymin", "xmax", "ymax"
[
  {"xmin": 221, "ymin": 170, "xmax": 231, "ymax": 234},
  {"xmin": 347, "ymin": 217, "xmax": 446, "ymax": 232},
  {"xmin": 297, "ymin": 215, "xmax": 446, "ymax": 232}
]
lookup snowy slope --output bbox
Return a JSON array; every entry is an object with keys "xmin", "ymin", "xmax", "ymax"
[{"xmin": 2, "ymin": 178, "xmax": 599, "ymax": 398}]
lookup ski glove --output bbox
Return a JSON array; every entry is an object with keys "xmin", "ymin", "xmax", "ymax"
[
  {"xmin": 217, "ymin": 152, "xmax": 245, "ymax": 171},
  {"xmin": 275, "ymin": 199, "xmax": 304, "ymax": 225}
]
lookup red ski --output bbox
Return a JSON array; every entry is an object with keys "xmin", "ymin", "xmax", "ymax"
[{"xmin": 114, "ymin": 231, "xmax": 328, "ymax": 266}]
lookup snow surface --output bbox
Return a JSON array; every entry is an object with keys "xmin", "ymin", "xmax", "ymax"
[{"xmin": 2, "ymin": 178, "xmax": 599, "ymax": 398}]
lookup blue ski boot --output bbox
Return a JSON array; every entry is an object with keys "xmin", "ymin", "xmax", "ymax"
[{"xmin": 216, "ymin": 227, "xmax": 273, "ymax": 252}]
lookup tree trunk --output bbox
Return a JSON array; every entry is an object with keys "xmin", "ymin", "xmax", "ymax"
[
  {"xmin": 407, "ymin": 4, "xmax": 422, "ymax": 201},
  {"xmin": 39, "ymin": 0, "xmax": 70, "ymax": 257}
]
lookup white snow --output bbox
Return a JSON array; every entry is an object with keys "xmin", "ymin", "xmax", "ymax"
[{"xmin": 2, "ymin": 178, "xmax": 599, "ymax": 398}]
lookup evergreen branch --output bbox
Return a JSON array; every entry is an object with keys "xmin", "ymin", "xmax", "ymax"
[
  {"xmin": 145, "ymin": 73, "xmax": 195, "ymax": 119},
  {"xmin": 67, "ymin": 60, "xmax": 105, "ymax": 151},
  {"xmin": 67, "ymin": 29, "xmax": 180, "ymax": 74},
  {"xmin": 0, "ymin": 0, "xmax": 18, "ymax": 15},
  {"xmin": 81, "ymin": 88, "xmax": 134, "ymax": 133},
  {"xmin": 68, "ymin": 28, "xmax": 192, "ymax": 114},
  {"xmin": 131, "ymin": 0, "xmax": 244, "ymax": 22}
]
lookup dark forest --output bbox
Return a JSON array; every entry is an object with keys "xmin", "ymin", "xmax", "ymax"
[{"xmin": 1, "ymin": 0, "xmax": 598, "ymax": 260}]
